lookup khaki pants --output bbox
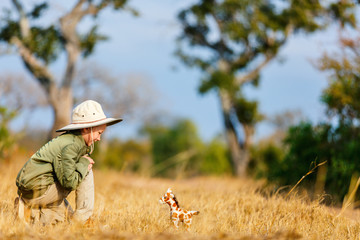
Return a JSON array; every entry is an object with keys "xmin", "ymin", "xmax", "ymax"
[{"xmin": 19, "ymin": 170, "xmax": 94, "ymax": 225}]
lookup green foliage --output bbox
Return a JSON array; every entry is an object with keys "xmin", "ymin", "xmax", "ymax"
[
  {"xmin": 249, "ymin": 143, "xmax": 284, "ymax": 180},
  {"xmin": 250, "ymin": 121, "xmax": 360, "ymax": 200},
  {"xmin": 96, "ymin": 0, "xmax": 130, "ymax": 11},
  {"xmin": 0, "ymin": 4, "xmax": 61, "ymax": 64},
  {"xmin": 318, "ymin": 45, "xmax": 360, "ymax": 123},
  {"xmin": 28, "ymin": 3, "xmax": 48, "ymax": 19},
  {"xmin": 177, "ymin": 0, "xmax": 356, "ymax": 74},
  {"xmin": 26, "ymin": 26, "xmax": 62, "ymax": 64},
  {"xmin": 260, "ymin": 30, "xmax": 360, "ymax": 201},
  {"xmin": 80, "ymin": 25, "xmax": 108, "ymax": 58},
  {"xmin": 329, "ymin": 2, "xmax": 357, "ymax": 28},
  {"xmin": 141, "ymin": 118, "xmax": 231, "ymax": 178},
  {"xmin": 177, "ymin": 0, "xmax": 357, "ymax": 103},
  {"xmin": 91, "ymin": 138, "xmax": 150, "ymax": 174},
  {"xmin": 142, "ymin": 119, "xmax": 203, "ymax": 177},
  {"xmin": 112, "ymin": 0, "xmax": 128, "ymax": 9},
  {"xmin": 177, "ymin": 0, "xmax": 287, "ymax": 71},
  {"xmin": 274, "ymin": 121, "xmax": 360, "ymax": 201},
  {"xmin": 325, "ymin": 124, "xmax": 360, "ymax": 200},
  {"xmin": 0, "ymin": 1, "xmax": 133, "ymax": 65},
  {"xmin": 281, "ymin": 122, "xmax": 332, "ymax": 185},
  {"xmin": 260, "ymin": 41, "xmax": 360, "ymax": 197},
  {"xmin": 234, "ymin": 96, "xmax": 264, "ymax": 126},
  {"xmin": 176, "ymin": 0, "xmax": 356, "ymax": 176},
  {"xmin": 0, "ymin": 106, "xmax": 18, "ymax": 161},
  {"xmin": 0, "ymin": 20, "xmax": 20, "ymax": 42},
  {"xmin": 199, "ymin": 70, "xmax": 237, "ymax": 94},
  {"xmin": 282, "ymin": 0, "xmax": 323, "ymax": 32},
  {"xmin": 199, "ymin": 137, "xmax": 232, "ymax": 176},
  {"xmin": 91, "ymin": 118, "xmax": 232, "ymax": 178}
]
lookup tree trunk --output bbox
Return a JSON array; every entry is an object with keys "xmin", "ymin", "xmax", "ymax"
[
  {"xmin": 238, "ymin": 124, "xmax": 254, "ymax": 176},
  {"xmin": 48, "ymin": 85, "xmax": 73, "ymax": 139},
  {"xmin": 219, "ymin": 90, "xmax": 247, "ymax": 176}
]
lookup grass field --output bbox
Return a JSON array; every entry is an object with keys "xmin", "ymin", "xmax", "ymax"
[{"xmin": 1, "ymin": 154, "xmax": 360, "ymax": 240}]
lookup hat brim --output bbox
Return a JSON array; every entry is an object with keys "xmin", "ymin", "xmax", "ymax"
[{"xmin": 56, "ymin": 118, "xmax": 123, "ymax": 132}]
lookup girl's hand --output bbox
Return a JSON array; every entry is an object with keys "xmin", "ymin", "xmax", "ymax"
[{"xmin": 83, "ymin": 155, "xmax": 95, "ymax": 171}]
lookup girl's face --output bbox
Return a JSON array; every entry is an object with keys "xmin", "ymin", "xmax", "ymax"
[{"xmin": 81, "ymin": 124, "xmax": 107, "ymax": 146}]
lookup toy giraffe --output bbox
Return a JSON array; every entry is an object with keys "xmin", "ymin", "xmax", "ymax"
[{"xmin": 159, "ymin": 188, "xmax": 199, "ymax": 230}]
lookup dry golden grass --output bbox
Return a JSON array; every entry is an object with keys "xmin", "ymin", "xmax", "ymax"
[{"xmin": 1, "ymin": 154, "xmax": 360, "ymax": 240}]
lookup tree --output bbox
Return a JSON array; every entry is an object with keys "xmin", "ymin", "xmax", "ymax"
[
  {"xmin": 317, "ymin": 35, "xmax": 360, "ymax": 125},
  {"xmin": 269, "ymin": 30, "xmax": 360, "ymax": 201},
  {"xmin": 0, "ymin": 0, "xmax": 136, "ymax": 138},
  {"xmin": 176, "ymin": 0, "xmax": 356, "ymax": 176},
  {"xmin": 315, "ymin": 31, "xmax": 360, "ymax": 200}
]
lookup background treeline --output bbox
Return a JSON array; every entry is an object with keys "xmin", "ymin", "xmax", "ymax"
[
  {"xmin": 91, "ymin": 118, "xmax": 232, "ymax": 178},
  {"xmin": 0, "ymin": 110, "xmax": 232, "ymax": 178},
  {"xmin": 3, "ymin": 97, "xmax": 360, "ymax": 205},
  {"xmin": 1, "ymin": 106, "xmax": 360, "ymax": 203}
]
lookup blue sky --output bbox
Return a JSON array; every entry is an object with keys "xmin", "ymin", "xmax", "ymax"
[{"xmin": 0, "ymin": 0, "xmax": 339, "ymax": 141}]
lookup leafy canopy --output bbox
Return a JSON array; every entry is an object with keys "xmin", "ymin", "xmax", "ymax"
[
  {"xmin": 177, "ymin": 0, "xmax": 356, "ymax": 93},
  {"xmin": 0, "ymin": 1, "xmax": 129, "ymax": 64}
]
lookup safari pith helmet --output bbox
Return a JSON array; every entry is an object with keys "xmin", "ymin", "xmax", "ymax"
[{"xmin": 56, "ymin": 100, "xmax": 123, "ymax": 132}]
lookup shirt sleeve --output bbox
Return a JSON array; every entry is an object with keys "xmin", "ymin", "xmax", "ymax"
[{"xmin": 53, "ymin": 144, "xmax": 89, "ymax": 190}]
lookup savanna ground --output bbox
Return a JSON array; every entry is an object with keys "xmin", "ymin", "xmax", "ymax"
[{"xmin": 1, "ymin": 152, "xmax": 360, "ymax": 240}]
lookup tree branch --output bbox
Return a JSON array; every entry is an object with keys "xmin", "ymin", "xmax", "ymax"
[
  {"xmin": 59, "ymin": 0, "xmax": 111, "ymax": 88},
  {"xmin": 11, "ymin": 0, "xmax": 30, "ymax": 38},
  {"xmin": 235, "ymin": 54, "xmax": 274, "ymax": 86},
  {"xmin": 10, "ymin": 36, "xmax": 55, "ymax": 93},
  {"xmin": 59, "ymin": 1, "xmax": 84, "ymax": 88},
  {"xmin": 210, "ymin": 11, "xmax": 233, "ymax": 58}
]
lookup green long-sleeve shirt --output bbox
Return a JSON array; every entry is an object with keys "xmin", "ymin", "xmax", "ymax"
[{"xmin": 16, "ymin": 131, "xmax": 91, "ymax": 198}]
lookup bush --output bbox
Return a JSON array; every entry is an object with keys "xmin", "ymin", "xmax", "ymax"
[
  {"xmin": 91, "ymin": 138, "xmax": 151, "ymax": 175},
  {"xmin": 249, "ymin": 143, "xmax": 284, "ymax": 181},
  {"xmin": 0, "ymin": 106, "xmax": 18, "ymax": 161},
  {"xmin": 200, "ymin": 137, "xmax": 232, "ymax": 176},
  {"xmin": 256, "ymin": 121, "xmax": 360, "ymax": 202}
]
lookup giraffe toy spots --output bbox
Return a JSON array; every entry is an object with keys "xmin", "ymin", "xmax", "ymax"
[{"xmin": 159, "ymin": 188, "xmax": 199, "ymax": 230}]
